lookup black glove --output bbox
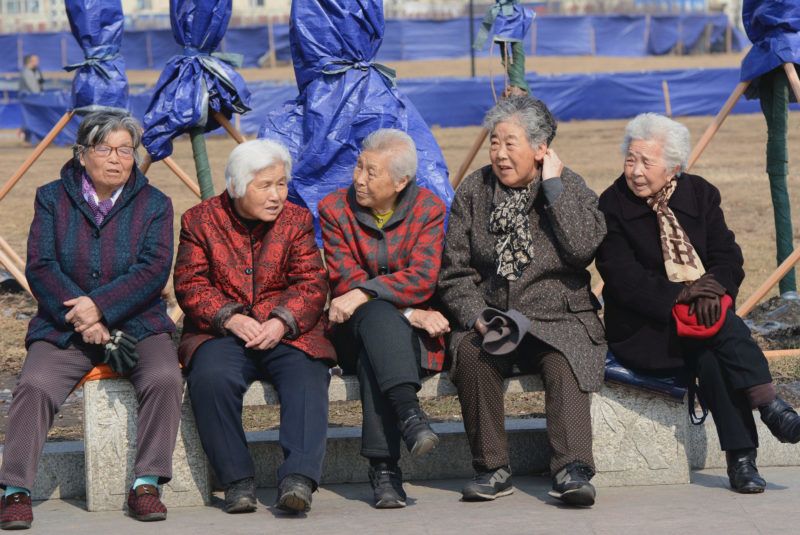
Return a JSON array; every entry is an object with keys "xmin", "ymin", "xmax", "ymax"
[
  {"xmin": 676, "ymin": 274, "xmax": 726, "ymax": 305},
  {"xmin": 690, "ymin": 295, "xmax": 722, "ymax": 327},
  {"xmin": 103, "ymin": 330, "xmax": 139, "ymax": 374}
]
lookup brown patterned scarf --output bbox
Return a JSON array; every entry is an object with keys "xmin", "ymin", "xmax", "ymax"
[{"xmin": 646, "ymin": 178, "xmax": 705, "ymax": 283}]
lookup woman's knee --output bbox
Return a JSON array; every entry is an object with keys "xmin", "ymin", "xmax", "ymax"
[{"xmin": 351, "ymin": 298, "xmax": 402, "ymax": 327}]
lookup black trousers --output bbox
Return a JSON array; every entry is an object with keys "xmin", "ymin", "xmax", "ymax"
[
  {"xmin": 335, "ymin": 299, "xmax": 422, "ymax": 460},
  {"xmin": 681, "ymin": 313, "xmax": 773, "ymax": 451},
  {"xmin": 187, "ymin": 336, "xmax": 331, "ymax": 486}
]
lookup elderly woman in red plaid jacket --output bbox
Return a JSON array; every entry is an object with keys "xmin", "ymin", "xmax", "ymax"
[{"xmin": 319, "ymin": 129, "xmax": 448, "ymax": 509}]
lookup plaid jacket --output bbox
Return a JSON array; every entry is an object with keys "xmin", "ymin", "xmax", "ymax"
[
  {"xmin": 319, "ymin": 182, "xmax": 447, "ymax": 371},
  {"xmin": 174, "ymin": 192, "xmax": 335, "ymax": 366}
]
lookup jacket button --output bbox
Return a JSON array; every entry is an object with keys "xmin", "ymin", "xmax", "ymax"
[
  {"xmin": 378, "ymin": 266, "xmax": 388, "ymax": 275},
  {"xmin": 93, "ymin": 230, "xmax": 100, "ymax": 238},
  {"xmin": 91, "ymin": 271, "xmax": 100, "ymax": 279},
  {"xmin": 245, "ymin": 267, "xmax": 253, "ymax": 275}
]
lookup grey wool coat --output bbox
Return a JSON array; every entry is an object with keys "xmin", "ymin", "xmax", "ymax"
[{"xmin": 437, "ymin": 165, "xmax": 607, "ymax": 392}]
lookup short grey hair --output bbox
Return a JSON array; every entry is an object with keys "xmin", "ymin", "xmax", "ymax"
[
  {"xmin": 483, "ymin": 95, "xmax": 557, "ymax": 147},
  {"xmin": 622, "ymin": 113, "xmax": 691, "ymax": 175},
  {"xmin": 74, "ymin": 110, "xmax": 143, "ymax": 165},
  {"xmin": 361, "ymin": 129, "xmax": 418, "ymax": 184},
  {"xmin": 225, "ymin": 139, "xmax": 292, "ymax": 198}
]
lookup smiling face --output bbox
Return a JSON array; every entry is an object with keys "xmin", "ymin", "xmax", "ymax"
[
  {"xmin": 79, "ymin": 129, "xmax": 135, "ymax": 200},
  {"xmin": 352, "ymin": 149, "xmax": 409, "ymax": 214},
  {"xmin": 233, "ymin": 164, "xmax": 288, "ymax": 222},
  {"xmin": 623, "ymin": 138, "xmax": 679, "ymax": 198},
  {"xmin": 489, "ymin": 121, "xmax": 546, "ymax": 188}
]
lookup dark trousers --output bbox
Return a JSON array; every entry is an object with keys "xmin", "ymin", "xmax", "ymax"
[
  {"xmin": 452, "ymin": 332, "xmax": 594, "ymax": 475},
  {"xmin": 187, "ymin": 336, "xmax": 331, "ymax": 486},
  {"xmin": 0, "ymin": 334, "xmax": 183, "ymax": 489},
  {"xmin": 336, "ymin": 299, "xmax": 422, "ymax": 461},
  {"xmin": 681, "ymin": 313, "xmax": 773, "ymax": 452}
]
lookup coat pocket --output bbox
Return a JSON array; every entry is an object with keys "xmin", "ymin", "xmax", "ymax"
[{"xmin": 565, "ymin": 292, "xmax": 606, "ymax": 344}]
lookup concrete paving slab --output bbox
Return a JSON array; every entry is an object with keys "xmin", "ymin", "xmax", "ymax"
[{"xmin": 22, "ymin": 466, "xmax": 800, "ymax": 534}]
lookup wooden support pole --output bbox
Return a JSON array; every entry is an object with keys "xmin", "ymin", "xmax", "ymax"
[
  {"xmin": 763, "ymin": 349, "xmax": 800, "ymax": 360},
  {"xmin": 783, "ymin": 63, "xmax": 800, "ymax": 105},
  {"xmin": 686, "ymin": 81, "xmax": 749, "ymax": 171},
  {"xmin": 451, "ymin": 128, "xmax": 489, "ymax": 189},
  {"xmin": 267, "ymin": 19, "xmax": 277, "ymax": 68},
  {"xmin": 168, "ymin": 305, "xmax": 184, "ymax": 325},
  {"xmin": 139, "ymin": 153, "xmax": 153, "ymax": 175},
  {"xmin": 737, "ymin": 246, "xmax": 800, "ymax": 318},
  {"xmin": 662, "ymin": 79, "xmax": 672, "ymax": 117},
  {"xmin": 162, "ymin": 156, "xmax": 202, "ymax": 198},
  {"xmin": 0, "ymin": 236, "xmax": 24, "ymax": 270},
  {"xmin": 592, "ymin": 281, "xmax": 604, "ymax": 298},
  {"xmin": 0, "ymin": 110, "xmax": 74, "ymax": 203},
  {"xmin": 212, "ymin": 110, "xmax": 246, "ymax": 144},
  {"xmin": 0, "ymin": 247, "xmax": 31, "ymax": 295}
]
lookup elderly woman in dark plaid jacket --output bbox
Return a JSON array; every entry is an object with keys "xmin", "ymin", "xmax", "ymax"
[
  {"xmin": 319, "ymin": 129, "xmax": 448, "ymax": 509},
  {"xmin": 438, "ymin": 95, "xmax": 606, "ymax": 507},
  {"xmin": 0, "ymin": 111, "xmax": 182, "ymax": 530}
]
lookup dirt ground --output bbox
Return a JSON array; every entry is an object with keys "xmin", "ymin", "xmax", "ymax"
[{"xmin": 2, "ymin": 52, "xmax": 800, "ymax": 441}]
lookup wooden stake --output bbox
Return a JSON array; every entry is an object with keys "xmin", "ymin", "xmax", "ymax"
[
  {"xmin": 737, "ymin": 246, "xmax": 800, "ymax": 318},
  {"xmin": 162, "ymin": 156, "xmax": 202, "ymax": 198},
  {"xmin": 0, "ymin": 247, "xmax": 31, "ymax": 295},
  {"xmin": 783, "ymin": 63, "xmax": 800, "ymax": 105},
  {"xmin": 212, "ymin": 110, "xmax": 246, "ymax": 144},
  {"xmin": 686, "ymin": 81, "xmax": 749, "ymax": 171},
  {"xmin": 267, "ymin": 19, "xmax": 277, "ymax": 68},
  {"xmin": 168, "ymin": 305, "xmax": 184, "ymax": 324},
  {"xmin": 0, "ymin": 110, "xmax": 74, "ymax": 203},
  {"xmin": 592, "ymin": 281, "xmax": 604, "ymax": 298},
  {"xmin": 662, "ymin": 79, "xmax": 672, "ymax": 117},
  {"xmin": 451, "ymin": 128, "xmax": 488, "ymax": 189},
  {"xmin": 763, "ymin": 348, "xmax": 800, "ymax": 360},
  {"xmin": 0, "ymin": 236, "xmax": 24, "ymax": 270}
]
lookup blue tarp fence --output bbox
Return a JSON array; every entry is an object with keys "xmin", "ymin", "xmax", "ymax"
[
  {"xmin": 0, "ymin": 14, "xmax": 743, "ymax": 73},
  {"xmin": 15, "ymin": 67, "xmax": 798, "ymax": 144}
]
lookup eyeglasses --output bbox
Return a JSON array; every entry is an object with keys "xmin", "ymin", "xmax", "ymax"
[{"xmin": 91, "ymin": 144, "xmax": 135, "ymax": 160}]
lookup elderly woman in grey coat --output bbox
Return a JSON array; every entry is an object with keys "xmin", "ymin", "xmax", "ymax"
[{"xmin": 438, "ymin": 95, "xmax": 606, "ymax": 506}]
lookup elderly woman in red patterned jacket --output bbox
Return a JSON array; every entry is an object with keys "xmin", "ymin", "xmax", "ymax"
[
  {"xmin": 174, "ymin": 139, "xmax": 335, "ymax": 516},
  {"xmin": 318, "ymin": 128, "xmax": 448, "ymax": 509}
]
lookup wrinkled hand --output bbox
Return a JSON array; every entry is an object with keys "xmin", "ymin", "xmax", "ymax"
[
  {"xmin": 409, "ymin": 309, "xmax": 451, "ymax": 338},
  {"xmin": 225, "ymin": 313, "xmax": 263, "ymax": 343},
  {"xmin": 541, "ymin": 149, "xmax": 563, "ymax": 181},
  {"xmin": 690, "ymin": 295, "xmax": 722, "ymax": 328},
  {"xmin": 328, "ymin": 289, "xmax": 371, "ymax": 324},
  {"xmin": 676, "ymin": 274, "xmax": 726, "ymax": 305},
  {"xmin": 245, "ymin": 318, "xmax": 287, "ymax": 350},
  {"xmin": 64, "ymin": 296, "xmax": 103, "ymax": 332},
  {"xmin": 474, "ymin": 317, "xmax": 489, "ymax": 337},
  {"xmin": 81, "ymin": 322, "xmax": 111, "ymax": 345}
]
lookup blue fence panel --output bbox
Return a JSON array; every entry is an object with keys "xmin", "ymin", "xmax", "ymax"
[
  {"xmin": 121, "ymin": 31, "xmax": 152, "ymax": 69},
  {"xmin": 0, "ymin": 35, "xmax": 20, "ymax": 72},
  {"xmin": 535, "ymin": 16, "xmax": 593, "ymax": 56},
  {"xmin": 593, "ymin": 15, "xmax": 648, "ymax": 56},
  {"xmin": 649, "ymin": 15, "xmax": 680, "ymax": 54},
  {"xmin": 21, "ymin": 32, "xmax": 67, "ymax": 71},
  {"xmin": 222, "ymin": 27, "xmax": 269, "ymax": 67}
]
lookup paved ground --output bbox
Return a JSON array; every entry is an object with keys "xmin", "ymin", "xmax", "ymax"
[{"xmin": 21, "ymin": 467, "xmax": 800, "ymax": 534}]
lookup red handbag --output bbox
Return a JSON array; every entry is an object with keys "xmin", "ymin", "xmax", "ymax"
[{"xmin": 672, "ymin": 294, "xmax": 734, "ymax": 339}]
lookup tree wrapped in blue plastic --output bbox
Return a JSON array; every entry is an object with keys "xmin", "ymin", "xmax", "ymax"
[
  {"xmin": 472, "ymin": 0, "xmax": 534, "ymax": 93},
  {"xmin": 142, "ymin": 0, "xmax": 251, "ymax": 179},
  {"xmin": 258, "ymin": 0, "xmax": 452, "ymax": 234},
  {"xmin": 740, "ymin": 0, "xmax": 800, "ymax": 82},
  {"xmin": 64, "ymin": 0, "xmax": 129, "ymax": 113}
]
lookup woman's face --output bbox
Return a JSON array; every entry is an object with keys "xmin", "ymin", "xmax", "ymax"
[
  {"xmin": 352, "ymin": 149, "xmax": 409, "ymax": 214},
  {"xmin": 623, "ymin": 138, "xmax": 679, "ymax": 198},
  {"xmin": 79, "ymin": 129, "xmax": 135, "ymax": 198},
  {"xmin": 234, "ymin": 164, "xmax": 289, "ymax": 222},
  {"xmin": 489, "ymin": 121, "xmax": 546, "ymax": 188}
]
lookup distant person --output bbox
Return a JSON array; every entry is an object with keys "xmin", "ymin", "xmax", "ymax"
[
  {"xmin": 597, "ymin": 113, "xmax": 800, "ymax": 494},
  {"xmin": 18, "ymin": 54, "xmax": 44, "ymax": 94}
]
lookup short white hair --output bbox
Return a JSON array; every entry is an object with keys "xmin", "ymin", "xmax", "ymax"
[
  {"xmin": 361, "ymin": 129, "xmax": 418, "ymax": 184},
  {"xmin": 225, "ymin": 139, "xmax": 292, "ymax": 198},
  {"xmin": 622, "ymin": 113, "xmax": 690, "ymax": 175}
]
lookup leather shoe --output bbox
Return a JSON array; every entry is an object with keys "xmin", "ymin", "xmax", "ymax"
[
  {"xmin": 275, "ymin": 474, "xmax": 314, "ymax": 513},
  {"xmin": 1, "ymin": 492, "xmax": 33, "ymax": 530},
  {"xmin": 759, "ymin": 397, "xmax": 800, "ymax": 444},
  {"xmin": 223, "ymin": 477, "xmax": 257, "ymax": 514},
  {"xmin": 398, "ymin": 408, "xmax": 439, "ymax": 457},
  {"xmin": 726, "ymin": 449, "xmax": 766, "ymax": 494}
]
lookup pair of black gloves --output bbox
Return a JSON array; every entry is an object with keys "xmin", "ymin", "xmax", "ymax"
[
  {"xmin": 676, "ymin": 274, "xmax": 728, "ymax": 328},
  {"xmin": 102, "ymin": 330, "xmax": 140, "ymax": 374}
]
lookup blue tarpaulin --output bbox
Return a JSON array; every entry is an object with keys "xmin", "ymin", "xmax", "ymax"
[
  {"xmin": 740, "ymin": 0, "xmax": 800, "ymax": 82},
  {"xmin": 64, "ymin": 0, "xmax": 129, "ymax": 112},
  {"xmin": 141, "ymin": 0, "xmax": 251, "ymax": 160},
  {"xmin": 257, "ymin": 0, "xmax": 453, "ymax": 237}
]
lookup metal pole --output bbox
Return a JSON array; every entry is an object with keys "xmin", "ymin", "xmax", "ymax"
[{"xmin": 469, "ymin": 0, "xmax": 476, "ymax": 78}]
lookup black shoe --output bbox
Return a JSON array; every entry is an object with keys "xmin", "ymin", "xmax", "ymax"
[
  {"xmin": 368, "ymin": 464, "xmax": 407, "ymax": 509},
  {"xmin": 759, "ymin": 397, "xmax": 800, "ymax": 444},
  {"xmin": 398, "ymin": 408, "xmax": 439, "ymax": 457},
  {"xmin": 548, "ymin": 462, "xmax": 596, "ymax": 506},
  {"xmin": 223, "ymin": 477, "xmax": 257, "ymax": 514},
  {"xmin": 275, "ymin": 474, "xmax": 314, "ymax": 513},
  {"xmin": 726, "ymin": 449, "xmax": 766, "ymax": 494},
  {"xmin": 461, "ymin": 466, "xmax": 514, "ymax": 501}
]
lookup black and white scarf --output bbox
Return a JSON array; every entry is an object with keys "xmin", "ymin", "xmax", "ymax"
[{"xmin": 489, "ymin": 186, "xmax": 533, "ymax": 281}]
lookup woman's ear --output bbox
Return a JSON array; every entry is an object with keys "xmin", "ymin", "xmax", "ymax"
[
  {"xmin": 394, "ymin": 175, "xmax": 411, "ymax": 193},
  {"xmin": 533, "ymin": 143, "xmax": 548, "ymax": 162}
]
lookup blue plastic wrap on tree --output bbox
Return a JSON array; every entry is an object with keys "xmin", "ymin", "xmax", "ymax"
[
  {"xmin": 473, "ymin": 0, "xmax": 534, "ymax": 50},
  {"xmin": 142, "ymin": 0, "xmax": 251, "ymax": 161},
  {"xmin": 740, "ymin": 0, "xmax": 800, "ymax": 82},
  {"xmin": 64, "ymin": 0, "xmax": 129, "ymax": 113},
  {"xmin": 258, "ymin": 0, "xmax": 452, "ymax": 242}
]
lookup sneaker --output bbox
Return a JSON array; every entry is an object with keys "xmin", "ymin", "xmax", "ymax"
[
  {"xmin": 127, "ymin": 484, "xmax": 167, "ymax": 522},
  {"xmin": 398, "ymin": 408, "xmax": 439, "ymax": 457},
  {"xmin": 461, "ymin": 466, "xmax": 514, "ymax": 501},
  {"xmin": 223, "ymin": 477, "xmax": 257, "ymax": 514},
  {"xmin": 368, "ymin": 464, "xmax": 407, "ymax": 509},
  {"xmin": 548, "ymin": 462, "xmax": 596, "ymax": 506},
  {"xmin": 1, "ymin": 492, "xmax": 33, "ymax": 530},
  {"xmin": 275, "ymin": 474, "xmax": 313, "ymax": 513},
  {"xmin": 726, "ymin": 449, "xmax": 766, "ymax": 494},
  {"xmin": 759, "ymin": 397, "xmax": 800, "ymax": 444}
]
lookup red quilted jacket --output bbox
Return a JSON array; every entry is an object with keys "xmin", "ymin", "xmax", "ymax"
[
  {"xmin": 318, "ymin": 182, "xmax": 447, "ymax": 371},
  {"xmin": 174, "ymin": 191, "xmax": 335, "ymax": 366}
]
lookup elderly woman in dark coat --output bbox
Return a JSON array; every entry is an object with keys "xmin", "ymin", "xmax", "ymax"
[
  {"xmin": 0, "ymin": 111, "xmax": 182, "ymax": 529},
  {"xmin": 174, "ymin": 139, "xmax": 335, "ymax": 516},
  {"xmin": 438, "ymin": 95, "xmax": 606, "ymax": 506},
  {"xmin": 319, "ymin": 128, "xmax": 448, "ymax": 509},
  {"xmin": 597, "ymin": 113, "xmax": 800, "ymax": 494}
]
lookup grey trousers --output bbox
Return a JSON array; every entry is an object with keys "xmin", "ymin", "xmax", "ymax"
[{"xmin": 0, "ymin": 334, "xmax": 183, "ymax": 490}]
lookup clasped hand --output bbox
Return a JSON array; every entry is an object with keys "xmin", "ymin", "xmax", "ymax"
[
  {"xmin": 676, "ymin": 274, "xmax": 727, "ymax": 328},
  {"xmin": 64, "ymin": 296, "xmax": 109, "ymax": 344},
  {"xmin": 225, "ymin": 314, "xmax": 287, "ymax": 350}
]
